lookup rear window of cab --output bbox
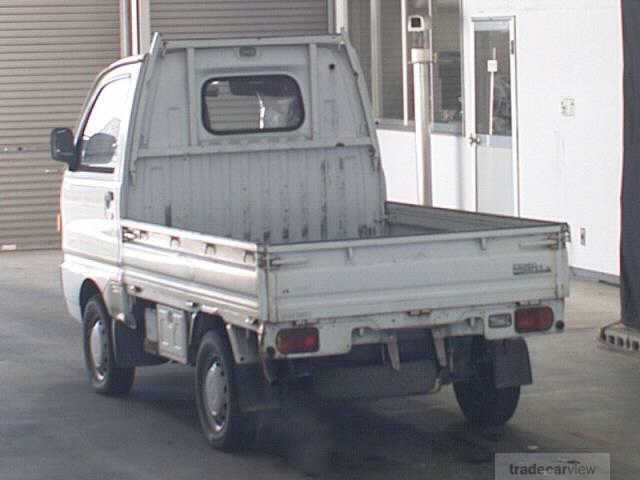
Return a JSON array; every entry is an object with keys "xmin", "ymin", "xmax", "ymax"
[{"xmin": 202, "ymin": 75, "xmax": 304, "ymax": 135}]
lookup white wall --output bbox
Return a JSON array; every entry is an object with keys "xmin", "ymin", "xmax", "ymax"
[
  {"xmin": 378, "ymin": 129, "xmax": 419, "ymax": 204},
  {"xmin": 378, "ymin": 130, "xmax": 464, "ymax": 209},
  {"xmin": 376, "ymin": 0, "xmax": 623, "ymax": 276},
  {"xmin": 461, "ymin": 0, "xmax": 623, "ymax": 276}
]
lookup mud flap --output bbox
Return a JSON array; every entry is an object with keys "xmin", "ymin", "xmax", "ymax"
[
  {"xmin": 234, "ymin": 364, "xmax": 282, "ymax": 413},
  {"xmin": 489, "ymin": 338, "xmax": 533, "ymax": 389}
]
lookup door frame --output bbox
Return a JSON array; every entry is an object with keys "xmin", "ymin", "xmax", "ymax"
[{"xmin": 466, "ymin": 15, "xmax": 520, "ymax": 216}]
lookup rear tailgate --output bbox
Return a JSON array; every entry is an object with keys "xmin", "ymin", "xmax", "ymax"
[{"xmin": 264, "ymin": 214, "xmax": 569, "ymax": 323}]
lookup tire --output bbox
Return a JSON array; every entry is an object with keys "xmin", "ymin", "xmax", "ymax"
[
  {"xmin": 194, "ymin": 330, "xmax": 256, "ymax": 452},
  {"xmin": 453, "ymin": 340, "xmax": 520, "ymax": 427},
  {"xmin": 82, "ymin": 295, "xmax": 135, "ymax": 395}
]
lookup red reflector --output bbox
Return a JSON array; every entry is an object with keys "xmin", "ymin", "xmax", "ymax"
[
  {"xmin": 276, "ymin": 328, "xmax": 319, "ymax": 355},
  {"xmin": 515, "ymin": 307, "xmax": 554, "ymax": 333}
]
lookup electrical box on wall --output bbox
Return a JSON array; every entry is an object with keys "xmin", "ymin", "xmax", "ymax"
[{"xmin": 561, "ymin": 97, "xmax": 576, "ymax": 117}]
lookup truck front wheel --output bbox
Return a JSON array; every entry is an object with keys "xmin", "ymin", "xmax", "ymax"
[
  {"xmin": 82, "ymin": 296, "xmax": 135, "ymax": 395},
  {"xmin": 194, "ymin": 330, "xmax": 256, "ymax": 451}
]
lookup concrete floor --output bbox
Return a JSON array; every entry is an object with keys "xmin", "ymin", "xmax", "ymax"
[{"xmin": 1, "ymin": 251, "xmax": 639, "ymax": 479}]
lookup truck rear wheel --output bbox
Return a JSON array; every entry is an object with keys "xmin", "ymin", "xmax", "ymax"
[
  {"xmin": 453, "ymin": 339, "xmax": 520, "ymax": 426},
  {"xmin": 82, "ymin": 296, "xmax": 135, "ymax": 395},
  {"xmin": 453, "ymin": 377, "xmax": 520, "ymax": 427},
  {"xmin": 194, "ymin": 330, "xmax": 256, "ymax": 451}
]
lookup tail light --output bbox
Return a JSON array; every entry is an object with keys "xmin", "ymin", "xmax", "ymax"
[
  {"xmin": 515, "ymin": 306, "xmax": 554, "ymax": 333},
  {"xmin": 276, "ymin": 327, "xmax": 319, "ymax": 354}
]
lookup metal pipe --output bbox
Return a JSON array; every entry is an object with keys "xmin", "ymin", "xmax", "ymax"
[
  {"xmin": 412, "ymin": 46, "xmax": 433, "ymax": 206},
  {"xmin": 119, "ymin": 0, "xmax": 132, "ymax": 57},
  {"xmin": 131, "ymin": 0, "xmax": 140, "ymax": 55},
  {"xmin": 335, "ymin": 0, "xmax": 348, "ymax": 33}
]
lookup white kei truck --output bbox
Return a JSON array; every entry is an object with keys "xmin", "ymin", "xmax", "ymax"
[{"xmin": 51, "ymin": 34, "xmax": 570, "ymax": 451}]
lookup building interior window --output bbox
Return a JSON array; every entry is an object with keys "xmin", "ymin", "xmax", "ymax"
[
  {"xmin": 380, "ymin": 0, "xmax": 404, "ymax": 119},
  {"xmin": 431, "ymin": 0, "xmax": 463, "ymax": 133},
  {"xmin": 345, "ymin": 0, "xmax": 463, "ymax": 134}
]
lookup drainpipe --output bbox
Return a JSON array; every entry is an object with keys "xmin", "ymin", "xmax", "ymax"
[
  {"xmin": 410, "ymin": 19, "xmax": 433, "ymax": 206},
  {"xmin": 119, "ymin": 0, "xmax": 132, "ymax": 57}
]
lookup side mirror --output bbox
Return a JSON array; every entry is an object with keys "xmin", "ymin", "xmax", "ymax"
[{"xmin": 50, "ymin": 127, "xmax": 76, "ymax": 168}]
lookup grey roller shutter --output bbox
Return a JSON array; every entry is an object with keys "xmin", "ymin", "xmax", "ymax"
[
  {"xmin": 348, "ymin": 0, "xmax": 372, "ymax": 90},
  {"xmin": 0, "ymin": 0, "xmax": 120, "ymax": 251},
  {"xmin": 149, "ymin": 0, "xmax": 329, "ymax": 40}
]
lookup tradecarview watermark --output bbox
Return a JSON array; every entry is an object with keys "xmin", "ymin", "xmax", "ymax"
[{"xmin": 495, "ymin": 453, "xmax": 611, "ymax": 480}]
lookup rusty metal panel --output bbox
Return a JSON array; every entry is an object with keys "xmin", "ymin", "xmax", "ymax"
[
  {"xmin": 0, "ymin": 0, "xmax": 120, "ymax": 251},
  {"xmin": 149, "ymin": 0, "xmax": 329, "ymax": 40}
]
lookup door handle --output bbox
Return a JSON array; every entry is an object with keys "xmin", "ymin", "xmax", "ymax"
[
  {"xmin": 469, "ymin": 134, "xmax": 481, "ymax": 146},
  {"xmin": 104, "ymin": 191, "xmax": 114, "ymax": 208}
]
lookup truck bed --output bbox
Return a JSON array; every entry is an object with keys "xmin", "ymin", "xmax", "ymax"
[
  {"xmin": 264, "ymin": 202, "xmax": 569, "ymax": 323},
  {"xmin": 121, "ymin": 202, "xmax": 569, "ymax": 342}
]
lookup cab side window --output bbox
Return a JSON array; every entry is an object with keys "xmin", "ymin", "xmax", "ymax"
[{"xmin": 78, "ymin": 77, "xmax": 131, "ymax": 173}]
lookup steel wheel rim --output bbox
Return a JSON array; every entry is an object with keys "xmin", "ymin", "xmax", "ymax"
[
  {"xmin": 204, "ymin": 356, "xmax": 229, "ymax": 433},
  {"xmin": 89, "ymin": 317, "xmax": 108, "ymax": 381}
]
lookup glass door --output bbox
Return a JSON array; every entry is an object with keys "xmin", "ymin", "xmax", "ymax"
[{"xmin": 470, "ymin": 18, "xmax": 518, "ymax": 216}]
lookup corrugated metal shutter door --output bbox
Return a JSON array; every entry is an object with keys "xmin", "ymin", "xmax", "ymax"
[
  {"xmin": 0, "ymin": 0, "xmax": 120, "ymax": 251},
  {"xmin": 149, "ymin": 0, "xmax": 329, "ymax": 40}
]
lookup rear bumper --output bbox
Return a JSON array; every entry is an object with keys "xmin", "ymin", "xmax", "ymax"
[{"xmin": 260, "ymin": 299, "xmax": 565, "ymax": 359}]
